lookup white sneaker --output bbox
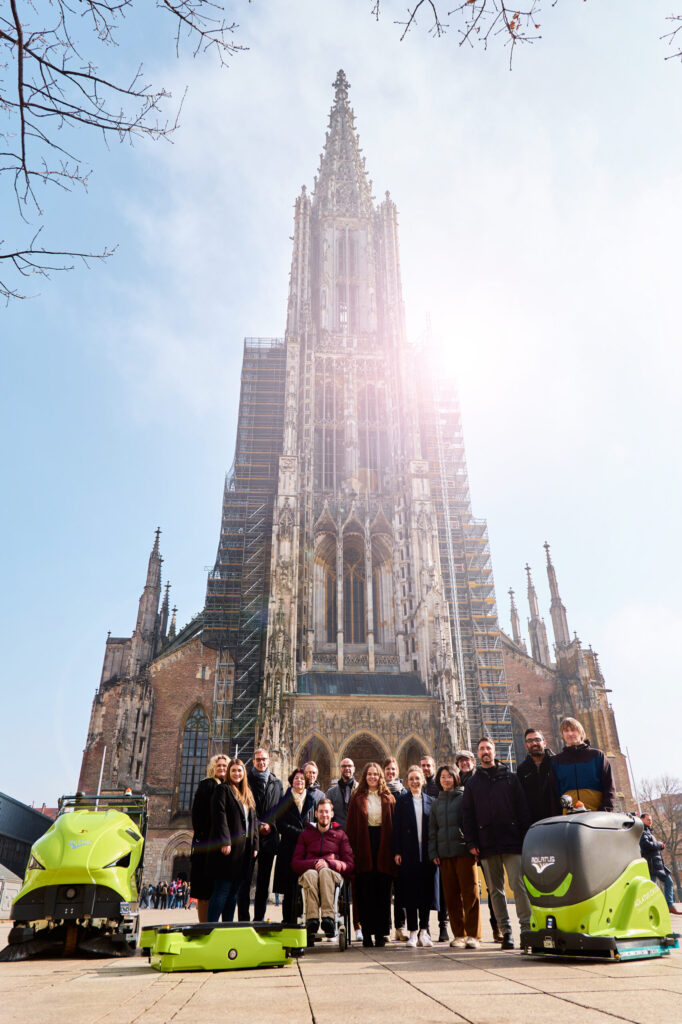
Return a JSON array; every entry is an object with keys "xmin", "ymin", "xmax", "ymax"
[
  {"xmin": 417, "ymin": 929, "xmax": 433, "ymax": 947},
  {"xmin": 394, "ymin": 926, "xmax": 409, "ymax": 942},
  {"xmin": 465, "ymin": 937, "xmax": 480, "ymax": 949},
  {"xmin": 406, "ymin": 931, "xmax": 418, "ymax": 947},
  {"xmin": 450, "ymin": 937, "xmax": 466, "ymax": 948},
  {"xmin": 355, "ymin": 928, "xmax": 363, "ymax": 942}
]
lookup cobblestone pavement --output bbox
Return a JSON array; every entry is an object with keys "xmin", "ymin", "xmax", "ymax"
[{"xmin": 2, "ymin": 910, "xmax": 680, "ymax": 1024}]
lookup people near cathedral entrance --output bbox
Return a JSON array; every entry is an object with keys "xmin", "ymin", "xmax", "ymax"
[
  {"xmin": 516, "ymin": 729, "xmax": 555, "ymax": 824},
  {"xmin": 345, "ymin": 762, "xmax": 396, "ymax": 948},
  {"xmin": 190, "ymin": 753, "xmax": 228, "ymax": 922},
  {"xmin": 428, "ymin": 765, "xmax": 481, "ymax": 949},
  {"xmin": 291, "ymin": 798, "xmax": 354, "ymax": 941},
  {"xmin": 207, "ymin": 759, "xmax": 259, "ymax": 923},
  {"xmin": 461, "ymin": 738, "xmax": 531, "ymax": 950},
  {"xmin": 550, "ymin": 717, "xmax": 615, "ymax": 814},
  {"xmin": 383, "ymin": 758, "xmax": 408, "ymax": 940},
  {"xmin": 273, "ymin": 768, "xmax": 317, "ymax": 924},
  {"xmin": 455, "ymin": 751, "xmax": 476, "ymax": 787},
  {"xmin": 326, "ymin": 758, "xmax": 358, "ymax": 830},
  {"xmin": 237, "ymin": 748, "xmax": 284, "ymax": 922},
  {"xmin": 639, "ymin": 813, "xmax": 681, "ymax": 914},
  {"xmin": 303, "ymin": 761, "xmax": 326, "ymax": 806},
  {"xmin": 392, "ymin": 765, "xmax": 438, "ymax": 949},
  {"xmin": 420, "ymin": 754, "xmax": 449, "ymax": 942}
]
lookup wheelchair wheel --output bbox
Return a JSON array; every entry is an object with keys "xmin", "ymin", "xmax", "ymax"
[{"xmin": 338, "ymin": 926, "xmax": 347, "ymax": 952}]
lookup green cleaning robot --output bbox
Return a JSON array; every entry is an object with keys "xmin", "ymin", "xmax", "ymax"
[
  {"xmin": 0, "ymin": 793, "xmax": 147, "ymax": 961},
  {"xmin": 521, "ymin": 809, "xmax": 677, "ymax": 961}
]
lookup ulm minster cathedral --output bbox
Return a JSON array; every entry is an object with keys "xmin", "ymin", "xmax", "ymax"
[{"xmin": 79, "ymin": 72, "xmax": 632, "ymax": 881}]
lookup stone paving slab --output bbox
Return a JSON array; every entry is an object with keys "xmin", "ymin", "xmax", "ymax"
[{"xmin": 2, "ymin": 912, "xmax": 680, "ymax": 1024}]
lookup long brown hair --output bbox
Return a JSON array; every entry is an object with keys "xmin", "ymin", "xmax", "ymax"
[
  {"xmin": 227, "ymin": 758, "xmax": 255, "ymax": 809},
  {"xmin": 355, "ymin": 761, "xmax": 389, "ymax": 798}
]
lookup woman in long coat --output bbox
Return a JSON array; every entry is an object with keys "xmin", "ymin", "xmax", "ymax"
[
  {"xmin": 207, "ymin": 758, "xmax": 259, "ymax": 922},
  {"xmin": 428, "ymin": 764, "xmax": 481, "ymax": 948},
  {"xmin": 273, "ymin": 767, "xmax": 316, "ymax": 923},
  {"xmin": 392, "ymin": 764, "xmax": 437, "ymax": 948},
  {"xmin": 345, "ymin": 762, "xmax": 396, "ymax": 947},
  {"xmin": 190, "ymin": 753, "xmax": 228, "ymax": 922}
]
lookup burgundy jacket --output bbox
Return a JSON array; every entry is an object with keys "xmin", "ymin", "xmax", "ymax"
[
  {"xmin": 345, "ymin": 790, "xmax": 396, "ymax": 876},
  {"xmin": 291, "ymin": 822, "xmax": 354, "ymax": 878}
]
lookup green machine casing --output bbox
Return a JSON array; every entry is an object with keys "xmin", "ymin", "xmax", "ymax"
[{"xmin": 140, "ymin": 922, "xmax": 308, "ymax": 972}]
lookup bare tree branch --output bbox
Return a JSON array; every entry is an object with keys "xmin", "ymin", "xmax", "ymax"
[{"xmin": 0, "ymin": 1, "xmax": 248, "ymax": 300}]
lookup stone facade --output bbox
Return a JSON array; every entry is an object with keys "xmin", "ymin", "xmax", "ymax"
[{"xmin": 77, "ymin": 71, "xmax": 634, "ymax": 877}]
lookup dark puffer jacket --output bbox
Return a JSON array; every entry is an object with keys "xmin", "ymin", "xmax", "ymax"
[
  {"xmin": 461, "ymin": 762, "xmax": 530, "ymax": 858},
  {"xmin": 291, "ymin": 822, "xmax": 354, "ymax": 878},
  {"xmin": 428, "ymin": 788, "xmax": 468, "ymax": 860}
]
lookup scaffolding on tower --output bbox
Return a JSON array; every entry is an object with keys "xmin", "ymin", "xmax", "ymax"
[
  {"xmin": 202, "ymin": 338, "xmax": 287, "ymax": 764},
  {"xmin": 418, "ymin": 349, "xmax": 514, "ymax": 765}
]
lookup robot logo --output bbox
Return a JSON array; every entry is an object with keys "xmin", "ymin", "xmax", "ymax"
[{"xmin": 530, "ymin": 856, "xmax": 555, "ymax": 874}]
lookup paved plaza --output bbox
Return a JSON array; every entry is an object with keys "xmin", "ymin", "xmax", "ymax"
[{"xmin": 1, "ymin": 910, "xmax": 680, "ymax": 1024}]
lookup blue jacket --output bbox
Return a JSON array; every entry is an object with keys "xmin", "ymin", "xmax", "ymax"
[{"xmin": 549, "ymin": 742, "xmax": 615, "ymax": 813}]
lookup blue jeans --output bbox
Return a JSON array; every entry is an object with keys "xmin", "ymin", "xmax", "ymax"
[
  {"xmin": 659, "ymin": 871, "xmax": 675, "ymax": 908},
  {"xmin": 208, "ymin": 878, "xmax": 240, "ymax": 922}
]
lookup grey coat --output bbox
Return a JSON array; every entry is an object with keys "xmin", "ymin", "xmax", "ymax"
[
  {"xmin": 428, "ymin": 788, "xmax": 468, "ymax": 860},
  {"xmin": 326, "ymin": 778, "xmax": 358, "ymax": 829}
]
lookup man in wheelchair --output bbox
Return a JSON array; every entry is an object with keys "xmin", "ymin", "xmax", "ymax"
[{"xmin": 291, "ymin": 798, "xmax": 354, "ymax": 940}]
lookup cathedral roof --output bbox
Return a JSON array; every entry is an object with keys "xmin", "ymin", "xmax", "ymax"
[
  {"xmin": 297, "ymin": 672, "xmax": 427, "ymax": 697},
  {"xmin": 313, "ymin": 70, "xmax": 373, "ymax": 218}
]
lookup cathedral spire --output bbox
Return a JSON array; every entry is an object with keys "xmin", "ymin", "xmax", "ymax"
[
  {"xmin": 313, "ymin": 70, "xmax": 373, "ymax": 218},
  {"xmin": 525, "ymin": 564, "xmax": 551, "ymax": 666},
  {"xmin": 158, "ymin": 581, "xmax": 171, "ymax": 650},
  {"xmin": 544, "ymin": 541, "xmax": 571, "ymax": 648},
  {"xmin": 508, "ymin": 587, "xmax": 525, "ymax": 651},
  {"xmin": 128, "ymin": 529, "xmax": 163, "ymax": 676}
]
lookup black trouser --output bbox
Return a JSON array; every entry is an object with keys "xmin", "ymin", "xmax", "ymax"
[
  {"xmin": 282, "ymin": 880, "xmax": 299, "ymax": 925},
  {"xmin": 237, "ymin": 847, "xmax": 276, "ymax": 921},
  {"xmin": 355, "ymin": 826, "xmax": 392, "ymax": 941},
  {"xmin": 406, "ymin": 905, "xmax": 430, "ymax": 932}
]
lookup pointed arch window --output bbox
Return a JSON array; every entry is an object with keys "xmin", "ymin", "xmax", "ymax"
[
  {"xmin": 343, "ymin": 550, "xmax": 366, "ymax": 644},
  {"xmin": 177, "ymin": 707, "xmax": 209, "ymax": 813}
]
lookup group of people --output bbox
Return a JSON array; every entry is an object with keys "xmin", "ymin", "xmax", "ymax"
[
  {"xmin": 187, "ymin": 716, "xmax": 678, "ymax": 951},
  {"xmin": 140, "ymin": 878, "xmax": 191, "ymax": 909}
]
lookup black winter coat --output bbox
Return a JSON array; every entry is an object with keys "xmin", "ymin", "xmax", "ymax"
[
  {"xmin": 192, "ymin": 776, "xmax": 220, "ymax": 843},
  {"xmin": 393, "ymin": 792, "xmax": 438, "ymax": 911},
  {"xmin": 640, "ymin": 825, "xmax": 667, "ymax": 879},
  {"xmin": 273, "ymin": 789, "xmax": 317, "ymax": 894},
  {"xmin": 516, "ymin": 751, "xmax": 555, "ymax": 825},
  {"xmin": 247, "ymin": 769, "xmax": 284, "ymax": 855},
  {"xmin": 428, "ymin": 788, "xmax": 468, "ymax": 860},
  {"xmin": 210, "ymin": 784, "xmax": 259, "ymax": 882},
  {"xmin": 461, "ymin": 761, "xmax": 530, "ymax": 858}
]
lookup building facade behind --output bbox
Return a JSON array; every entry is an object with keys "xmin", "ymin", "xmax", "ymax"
[{"xmin": 78, "ymin": 72, "xmax": 632, "ymax": 881}]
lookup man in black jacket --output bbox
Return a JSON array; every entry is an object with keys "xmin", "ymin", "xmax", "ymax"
[
  {"xmin": 516, "ymin": 729, "xmax": 554, "ymax": 824},
  {"xmin": 640, "ymin": 813, "xmax": 681, "ymax": 914},
  {"xmin": 238, "ymin": 748, "xmax": 284, "ymax": 921},
  {"xmin": 462, "ymin": 737, "xmax": 531, "ymax": 949}
]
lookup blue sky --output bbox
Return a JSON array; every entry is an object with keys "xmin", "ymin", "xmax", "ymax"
[{"xmin": 2, "ymin": 1, "xmax": 680, "ymax": 807}]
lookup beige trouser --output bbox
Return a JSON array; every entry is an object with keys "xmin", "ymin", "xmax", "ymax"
[{"xmin": 299, "ymin": 867, "xmax": 343, "ymax": 918}]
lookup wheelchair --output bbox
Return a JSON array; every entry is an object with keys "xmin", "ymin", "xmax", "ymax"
[{"xmin": 296, "ymin": 874, "xmax": 352, "ymax": 951}]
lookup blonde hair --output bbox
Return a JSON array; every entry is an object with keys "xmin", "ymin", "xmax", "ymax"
[
  {"xmin": 560, "ymin": 717, "xmax": 586, "ymax": 741},
  {"xmin": 207, "ymin": 754, "xmax": 228, "ymax": 780},
  {"xmin": 406, "ymin": 764, "xmax": 425, "ymax": 785}
]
